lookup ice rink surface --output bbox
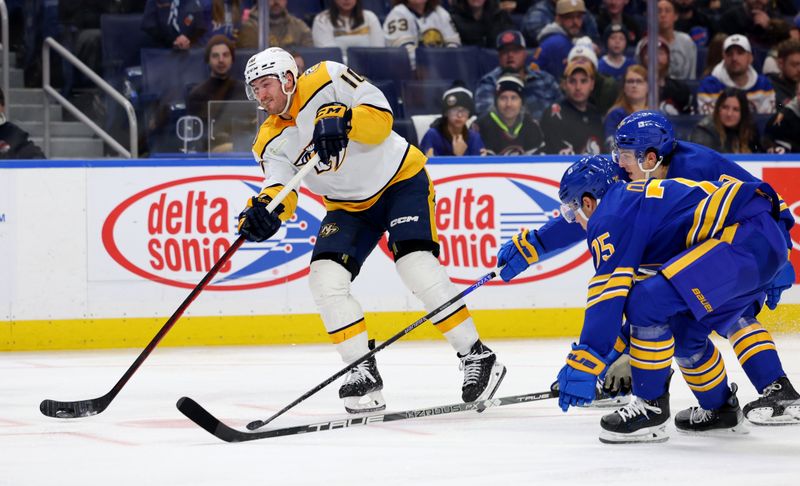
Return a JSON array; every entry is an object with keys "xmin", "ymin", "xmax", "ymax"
[{"xmin": 3, "ymin": 336, "xmax": 800, "ymax": 485}]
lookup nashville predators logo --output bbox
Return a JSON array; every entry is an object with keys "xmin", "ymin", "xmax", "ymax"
[
  {"xmin": 420, "ymin": 29, "xmax": 445, "ymax": 47},
  {"xmin": 319, "ymin": 223, "xmax": 340, "ymax": 238}
]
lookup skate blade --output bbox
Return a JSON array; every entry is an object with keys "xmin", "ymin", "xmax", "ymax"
[
  {"xmin": 599, "ymin": 424, "xmax": 669, "ymax": 444},
  {"xmin": 587, "ymin": 395, "xmax": 631, "ymax": 409},
  {"xmin": 475, "ymin": 362, "xmax": 507, "ymax": 413},
  {"xmin": 344, "ymin": 391, "xmax": 386, "ymax": 414},
  {"xmin": 746, "ymin": 406, "xmax": 800, "ymax": 426},
  {"xmin": 675, "ymin": 422, "xmax": 750, "ymax": 436}
]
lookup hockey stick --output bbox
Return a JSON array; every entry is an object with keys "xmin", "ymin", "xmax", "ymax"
[
  {"xmin": 40, "ymin": 156, "xmax": 320, "ymax": 419},
  {"xmin": 244, "ymin": 270, "xmax": 497, "ymax": 430},
  {"xmin": 178, "ymin": 390, "xmax": 556, "ymax": 443}
]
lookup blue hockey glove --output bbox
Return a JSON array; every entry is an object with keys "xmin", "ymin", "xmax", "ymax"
[
  {"xmin": 766, "ymin": 261, "xmax": 795, "ymax": 310},
  {"xmin": 557, "ymin": 343, "xmax": 607, "ymax": 412},
  {"xmin": 313, "ymin": 103, "xmax": 351, "ymax": 162},
  {"xmin": 496, "ymin": 229, "xmax": 544, "ymax": 281},
  {"xmin": 237, "ymin": 194, "xmax": 284, "ymax": 242}
]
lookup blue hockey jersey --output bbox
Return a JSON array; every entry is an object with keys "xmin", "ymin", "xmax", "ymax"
[
  {"xmin": 533, "ymin": 141, "xmax": 793, "ymax": 257},
  {"xmin": 579, "ymin": 178, "xmax": 785, "ymax": 356}
]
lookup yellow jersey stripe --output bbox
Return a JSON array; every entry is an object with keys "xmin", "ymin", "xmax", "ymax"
[
  {"xmin": 630, "ymin": 336, "xmax": 675, "ymax": 350},
  {"xmin": 728, "ymin": 323, "xmax": 763, "ymax": 343},
  {"xmin": 662, "ymin": 238, "xmax": 721, "ymax": 279},
  {"xmin": 686, "ymin": 369, "xmax": 727, "ymax": 392},
  {"xmin": 433, "ymin": 305, "xmax": 470, "ymax": 334},
  {"xmin": 739, "ymin": 343, "xmax": 777, "ymax": 365},
  {"xmin": 733, "ymin": 331, "xmax": 773, "ymax": 356},
  {"xmin": 678, "ymin": 347, "xmax": 720, "ymax": 375},
  {"xmin": 630, "ymin": 357, "xmax": 673, "ymax": 370},
  {"xmin": 328, "ymin": 318, "xmax": 367, "ymax": 344}
]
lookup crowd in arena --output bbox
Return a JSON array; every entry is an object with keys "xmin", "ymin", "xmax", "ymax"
[{"xmin": 2, "ymin": 0, "xmax": 799, "ymax": 157}]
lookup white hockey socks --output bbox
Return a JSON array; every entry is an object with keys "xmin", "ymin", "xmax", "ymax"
[{"xmin": 395, "ymin": 251, "xmax": 478, "ymax": 355}]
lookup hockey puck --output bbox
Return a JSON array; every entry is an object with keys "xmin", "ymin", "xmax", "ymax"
[{"xmin": 55, "ymin": 409, "xmax": 76, "ymax": 418}]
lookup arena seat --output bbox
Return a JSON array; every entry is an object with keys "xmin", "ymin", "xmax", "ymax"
[
  {"xmin": 140, "ymin": 48, "xmax": 208, "ymax": 102},
  {"xmin": 287, "ymin": 0, "xmax": 324, "ymax": 25},
  {"xmin": 401, "ymin": 79, "xmax": 451, "ymax": 117},
  {"xmin": 293, "ymin": 47, "xmax": 344, "ymax": 68},
  {"xmin": 346, "ymin": 47, "xmax": 414, "ymax": 82},
  {"xmin": 393, "ymin": 118, "xmax": 418, "ymax": 146},
  {"xmin": 371, "ymin": 79, "xmax": 403, "ymax": 119},
  {"xmin": 415, "ymin": 47, "xmax": 483, "ymax": 89},
  {"xmin": 100, "ymin": 14, "xmax": 155, "ymax": 87}
]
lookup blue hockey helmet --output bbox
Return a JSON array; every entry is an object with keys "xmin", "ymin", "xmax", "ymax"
[
  {"xmin": 613, "ymin": 110, "xmax": 676, "ymax": 159},
  {"xmin": 558, "ymin": 155, "xmax": 620, "ymax": 223}
]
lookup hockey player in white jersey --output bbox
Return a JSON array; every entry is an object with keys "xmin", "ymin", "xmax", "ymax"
[{"xmin": 238, "ymin": 47, "xmax": 505, "ymax": 414}]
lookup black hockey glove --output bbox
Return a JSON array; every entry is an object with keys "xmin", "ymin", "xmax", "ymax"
[
  {"xmin": 237, "ymin": 194, "xmax": 284, "ymax": 243},
  {"xmin": 313, "ymin": 103, "xmax": 351, "ymax": 162}
]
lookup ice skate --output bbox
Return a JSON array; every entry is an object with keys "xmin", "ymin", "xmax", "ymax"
[
  {"xmin": 458, "ymin": 340, "xmax": 506, "ymax": 403},
  {"xmin": 599, "ymin": 390, "xmax": 670, "ymax": 444},
  {"xmin": 675, "ymin": 383, "xmax": 748, "ymax": 435},
  {"xmin": 339, "ymin": 342, "xmax": 385, "ymax": 414},
  {"xmin": 743, "ymin": 376, "xmax": 800, "ymax": 426}
]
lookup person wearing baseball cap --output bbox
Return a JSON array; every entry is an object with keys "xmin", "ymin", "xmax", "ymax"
[
  {"xmin": 534, "ymin": 0, "xmax": 595, "ymax": 78},
  {"xmin": 420, "ymin": 82, "xmax": 486, "ymax": 156},
  {"xmin": 472, "ymin": 74, "xmax": 545, "ymax": 155},
  {"xmin": 697, "ymin": 33, "xmax": 777, "ymax": 114},
  {"xmin": 539, "ymin": 60, "xmax": 603, "ymax": 155},
  {"xmin": 474, "ymin": 30, "xmax": 561, "ymax": 120},
  {"xmin": 568, "ymin": 43, "xmax": 619, "ymax": 114},
  {"xmin": 520, "ymin": 0, "xmax": 600, "ymax": 49}
]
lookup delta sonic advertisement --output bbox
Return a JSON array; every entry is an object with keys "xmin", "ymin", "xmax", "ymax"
[{"xmin": 86, "ymin": 162, "xmax": 593, "ymax": 317}]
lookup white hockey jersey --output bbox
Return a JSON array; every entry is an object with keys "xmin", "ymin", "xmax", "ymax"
[
  {"xmin": 383, "ymin": 4, "xmax": 461, "ymax": 48},
  {"xmin": 252, "ymin": 61, "xmax": 426, "ymax": 214}
]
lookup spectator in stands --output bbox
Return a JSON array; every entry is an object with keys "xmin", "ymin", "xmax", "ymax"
[
  {"xmin": 472, "ymin": 74, "xmax": 545, "ymax": 154},
  {"xmin": 238, "ymin": 0, "xmax": 313, "ymax": 49},
  {"xmin": 208, "ymin": 0, "xmax": 244, "ymax": 42},
  {"xmin": 673, "ymin": 0, "xmax": 714, "ymax": 39},
  {"xmin": 539, "ymin": 60, "xmax": 604, "ymax": 154},
  {"xmin": 521, "ymin": 0, "xmax": 599, "ymax": 47},
  {"xmin": 690, "ymin": 88, "xmax": 761, "ymax": 153},
  {"xmin": 186, "ymin": 35, "xmax": 248, "ymax": 152},
  {"xmin": 702, "ymin": 32, "xmax": 727, "ymax": 77},
  {"xmin": 475, "ymin": 30, "xmax": 561, "ymax": 119},
  {"xmin": 637, "ymin": 36, "xmax": 693, "ymax": 114},
  {"xmin": 451, "ymin": 0, "xmax": 516, "ymax": 48},
  {"xmin": 767, "ymin": 39, "xmax": 800, "ymax": 109},
  {"xmin": 292, "ymin": 51, "xmax": 307, "ymax": 73},
  {"xmin": 384, "ymin": 0, "xmax": 461, "ymax": 68},
  {"xmin": 763, "ymin": 84, "xmax": 800, "ymax": 153},
  {"xmin": 697, "ymin": 34, "xmax": 776, "ymax": 114},
  {"xmin": 141, "ymin": 0, "xmax": 209, "ymax": 50},
  {"xmin": 567, "ymin": 44, "xmax": 619, "ymax": 114},
  {"xmin": 635, "ymin": 0, "xmax": 697, "ymax": 80},
  {"xmin": 420, "ymin": 83, "xmax": 486, "ymax": 156},
  {"xmin": 596, "ymin": 0, "xmax": 643, "ymax": 45},
  {"xmin": 598, "ymin": 23, "xmax": 635, "ymax": 80},
  {"xmin": 603, "ymin": 64, "xmax": 648, "ymax": 147},
  {"xmin": 59, "ymin": 1, "xmax": 113, "ymax": 78},
  {"xmin": 719, "ymin": 0, "xmax": 796, "ymax": 49},
  {"xmin": 312, "ymin": 0, "xmax": 385, "ymax": 57},
  {"xmin": 0, "ymin": 88, "xmax": 45, "ymax": 159},
  {"xmin": 534, "ymin": 0, "xmax": 593, "ymax": 78}
]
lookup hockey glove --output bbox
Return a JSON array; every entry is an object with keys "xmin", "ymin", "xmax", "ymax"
[
  {"xmin": 557, "ymin": 343, "xmax": 607, "ymax": 412},
  {"xmin": 765, "ymin": 260, "xmax": 795, "ymax": 310},
  {"xmin": 496, "ymin": 229, "xmax": 544, "ymax": 282},
  {"xmin": 237, "ymin": 194, "xmax": 284, "ymax": 243},
  {"xmin": 313, "ymin": 102, "xmax": 351, "ymax": 162}
]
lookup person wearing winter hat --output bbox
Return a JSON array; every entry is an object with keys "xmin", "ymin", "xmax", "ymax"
[
  {"xmin": 420, "ymin": 83, "xmax": 486, "ymax": 156},
  {"xmin": 472, "ymin": 74, "xmax": 545, "ymax": 155},
  {"xmin": 568, "ymin": 43, "xmax": 619, "ymax": 114},
  {"xmin": 598, "ymin": 23, "xmax": 635, "ymax": 80}
]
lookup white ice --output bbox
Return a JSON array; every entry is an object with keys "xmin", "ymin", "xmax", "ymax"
[{"xmin": 3, "ymin": 336, "xmax": 800, "ymax": 485}]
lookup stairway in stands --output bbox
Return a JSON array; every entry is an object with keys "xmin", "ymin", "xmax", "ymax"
[{"xmin": 0, "ymin": 51, "xmax": 105, "ymax": 159}]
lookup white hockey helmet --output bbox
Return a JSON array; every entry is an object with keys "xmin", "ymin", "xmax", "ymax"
[{"xmin": 244, "ymin": 47, "xmax": 299, "ymax": 110}]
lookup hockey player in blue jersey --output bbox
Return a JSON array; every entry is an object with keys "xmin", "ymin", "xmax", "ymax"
[
  {"xmin": 553, "ymin": 155, "xmax": 788, "ymax": 442},
  {"xmin": 497, "ymin": 111, "xmax": 800, "ymax": 425}
]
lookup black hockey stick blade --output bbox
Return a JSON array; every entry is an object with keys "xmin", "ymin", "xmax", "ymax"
[
  {"xmin": 178, "ymin": 390, "xmax": 556, "ymax": 443},
  {"xmin": 245, "ymin": 271, "xmax": 497, "ymax": 431},
  {"xmin": 39, "ymin": 236, "xmax": 246, "ymax": 419}
]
